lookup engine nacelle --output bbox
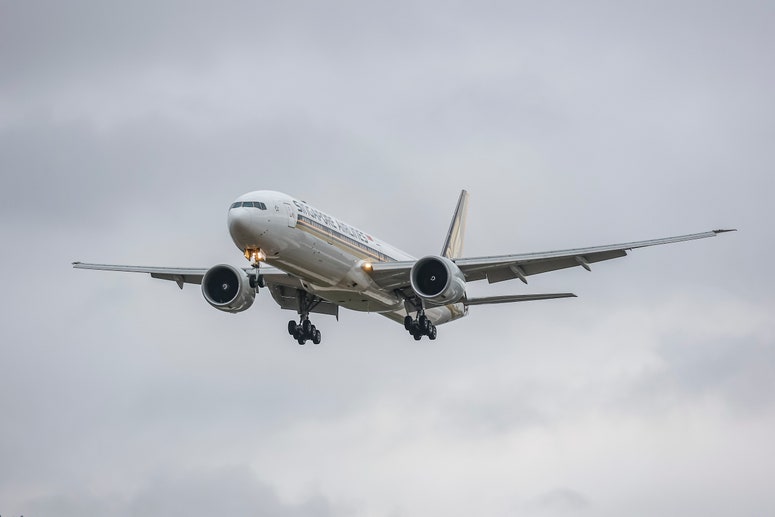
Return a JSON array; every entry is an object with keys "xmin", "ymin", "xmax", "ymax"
[
  {"xmin": 410, "ymin": 255, "xmax": 466, "ymax": 305},
  {"xmin": 201, "ymin": 264, "xmax": 256, "ymax": 313}
]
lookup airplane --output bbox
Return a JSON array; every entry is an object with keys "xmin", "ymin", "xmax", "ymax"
[{"xmin": 73, "ymin": 190, "xmax": 734, "ymax": 344}]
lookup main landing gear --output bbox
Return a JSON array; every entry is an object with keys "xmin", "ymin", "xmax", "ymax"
[
  {"xmin": 404, "ymin": 311, "xmax": 437, "ymax": 341},
  {"xmin": 288, "ymin": 318, "xmax": 321, "ymax": 345},
  {"xmin": 288, "ymin": 290, "xmax": 323, "ymax": 345}
]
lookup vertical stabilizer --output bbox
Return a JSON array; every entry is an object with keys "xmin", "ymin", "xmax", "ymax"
[{"xmin": 441, "ymin": 190, "xmax": 469, "ymax": 259}]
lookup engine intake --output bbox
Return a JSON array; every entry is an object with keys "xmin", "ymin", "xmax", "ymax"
[
  {"xmin": 202, "ymin": 264, "xmax": 255, "ymax": 313},
  {"xmin": 410, "ymin": 256, "xmax": 466, "ymax": 305}
]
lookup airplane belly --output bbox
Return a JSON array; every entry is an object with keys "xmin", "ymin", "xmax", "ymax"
[
  {"xmin": 302, "ymin": 286, "xmax": 403, "ymax": 313},
  {"xmin": 381, "ymin": 303, "xmax": 468, "ymax": 326},
  {"xmin": 259, "ymin": 220, "xmax": 404, "ymax": 312},
  {"xmin": 312, "ymin": 290, "xmax": 393, "ymax": 312}
]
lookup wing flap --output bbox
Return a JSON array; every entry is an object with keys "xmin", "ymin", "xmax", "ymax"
[
  {"xmin": 150, "ymin": 272, "xmax": 204, "ymax": 287},
  {"xmin": 515, "ymin": 249, "xmax": 628, "ymax": 277},
  {"xmin": 368, "ymin": 261, "xmax": 415, "ymax": 291}
]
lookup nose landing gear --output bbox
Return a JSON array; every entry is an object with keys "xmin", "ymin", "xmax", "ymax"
[
  {"xmin": 245, "ymin": 248, "xmax": 266, "ymax": 294},
  {"xmin": 404, "ymin": 311, "xmax": 437, "ymax": 341}
]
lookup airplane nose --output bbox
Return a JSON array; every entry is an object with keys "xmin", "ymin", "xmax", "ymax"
[{"xmin": 228, "ymin": 207, "xmax": 255, "ymax": 246}]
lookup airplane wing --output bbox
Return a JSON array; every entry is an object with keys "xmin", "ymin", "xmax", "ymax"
[
  {"xmin": 73, "ymin": 262, "xmax": 292, "ymax": 286},
  {"xmin": 72, "ymin": 262, "xmax": 340, "ymax": 316},
  {"xmin": 369, "ymin": 229, "xmax": 735, "ymax": 291},
  {"xmin": 72, "ymin": 262, "xmax": 210, "ymax": 287}
]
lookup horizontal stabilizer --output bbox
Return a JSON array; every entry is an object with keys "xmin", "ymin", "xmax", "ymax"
[{"xmin": 464, "ymin": 293, "xmax": 577, "ymax": 306}]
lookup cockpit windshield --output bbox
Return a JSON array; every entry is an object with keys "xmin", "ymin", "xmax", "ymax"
[{"xmin": 230, "ymin": 201, "xmax": 267, "ymax": 210}]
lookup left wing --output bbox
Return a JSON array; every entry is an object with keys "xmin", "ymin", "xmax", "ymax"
[
  {"xmin": 72, "ymin": 262, "xmax": 340, "ymax": 316},
  {"xmin": 72, "ymin": 262, "xmax": 210, "ymax": 288},
  {"xmin": 369, "ymin": 229, "xmax": 735, "ymax": 290},
  {"xmin": 72, "ymin": 262, "xmax": 295, "ymax": 286}
]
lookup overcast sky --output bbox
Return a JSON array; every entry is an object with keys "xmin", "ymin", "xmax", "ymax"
[{"xmin": 1, "ymin": 1, "xmax": 774, "ymax": 516}]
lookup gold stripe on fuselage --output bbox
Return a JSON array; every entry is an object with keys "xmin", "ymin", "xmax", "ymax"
[{"xmin": 295, "ymin": 216, "xmax": 395, "ymax": 263}]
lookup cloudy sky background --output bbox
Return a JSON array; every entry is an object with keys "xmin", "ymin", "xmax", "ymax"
[{"xmin": 1, "ymin": 1, "xmax": 773, "ymax": 515}]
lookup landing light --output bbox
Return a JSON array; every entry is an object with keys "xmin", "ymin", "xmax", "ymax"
[
  {"xmin": 244, "ymin": 248, "xmax": 266, "ymax": 264},
  {"xmin": 362, "ymin": 262, "xmax": 373, "ymax": 273}
]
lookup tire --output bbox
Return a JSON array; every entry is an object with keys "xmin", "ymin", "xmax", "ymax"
[
  {"xmin": 312, "ymin": 330, "xmax": 321, "ymax": 345},
  {"xmin": 302, "ymin": 319, "xmax": 312, "ymax": 334},
  {"xmin": 419, "ymin": 315, "xmax": 429, "ymax": 332},
  {"xmin": 413, "ymin": 333, "xmax": 422, "ymax": 341},
  {"xmin": 288, "ymin": 320, "xmax": 298, "ymax": 335},
  {"xmin": 404, "ymin": 316, "xmax": 413, "ymax": 331},
  {"xmin": 297, "ymin": 338, "xmax": 306, "ymax": 345},
  {"xmin": 429, "ymin": 326, "xmax": 437, "ymax": 340}
]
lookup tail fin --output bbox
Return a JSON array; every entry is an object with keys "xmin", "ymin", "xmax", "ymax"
[{"xmin": 441, "ymin": 190, "xmax": 470, "ymax": 259}]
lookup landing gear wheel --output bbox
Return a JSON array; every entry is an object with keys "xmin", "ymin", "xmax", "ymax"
[
  {"xmin": 291, "ymin": 290, "xmax": 325, "ymax": 345},
  {"xmin": 418, "ymin": 314, "xmax": 429, "ymax": 332},
  {"xmin": 404, "ymin": 309, "xmax": 438, "ymax": 341}
]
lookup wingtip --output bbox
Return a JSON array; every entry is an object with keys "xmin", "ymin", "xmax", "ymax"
[{"xmin": 713, "ymin": 229, "xmax": 737, "ymax": 234}]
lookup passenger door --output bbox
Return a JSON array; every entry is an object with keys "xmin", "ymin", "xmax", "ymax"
[{"xmin": 283, "ymin": 202, "xmax": 297, "ymax": 227}]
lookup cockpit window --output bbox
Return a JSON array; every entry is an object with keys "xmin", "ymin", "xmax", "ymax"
[{"xmin": 230, "ymin": 201, "xmax": 267, "ymax": 210}]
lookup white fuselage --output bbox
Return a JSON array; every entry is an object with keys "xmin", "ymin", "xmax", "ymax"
[{"xmin": 227, "ymin": 190, "xmax": 466, "ymax": 325}]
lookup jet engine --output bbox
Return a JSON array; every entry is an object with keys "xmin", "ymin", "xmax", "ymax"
[
  {"xmin": 410, "ymin": 256, "xmax": 466, "ymax": 305},
  {"xmin": 201, "ymin": 264, "xmax": 256, "ymax": 313}
]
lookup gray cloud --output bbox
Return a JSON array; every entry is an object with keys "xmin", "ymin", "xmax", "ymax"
[
  {"xmin": 24, "ymin": 466, "xmax": 338, "ymax": 517},
  {"xmin": 526, "ymin": 488, "xmax": 592, "ymax": 515}
]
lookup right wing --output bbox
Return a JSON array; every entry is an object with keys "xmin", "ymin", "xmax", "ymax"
[
  {"xmin": 369, "ymin": 229, "xmax": 735, "ymax": 290},
  {"xmin": 455, "ymin": 229, "xmax": 735, "ymax": 284}
]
